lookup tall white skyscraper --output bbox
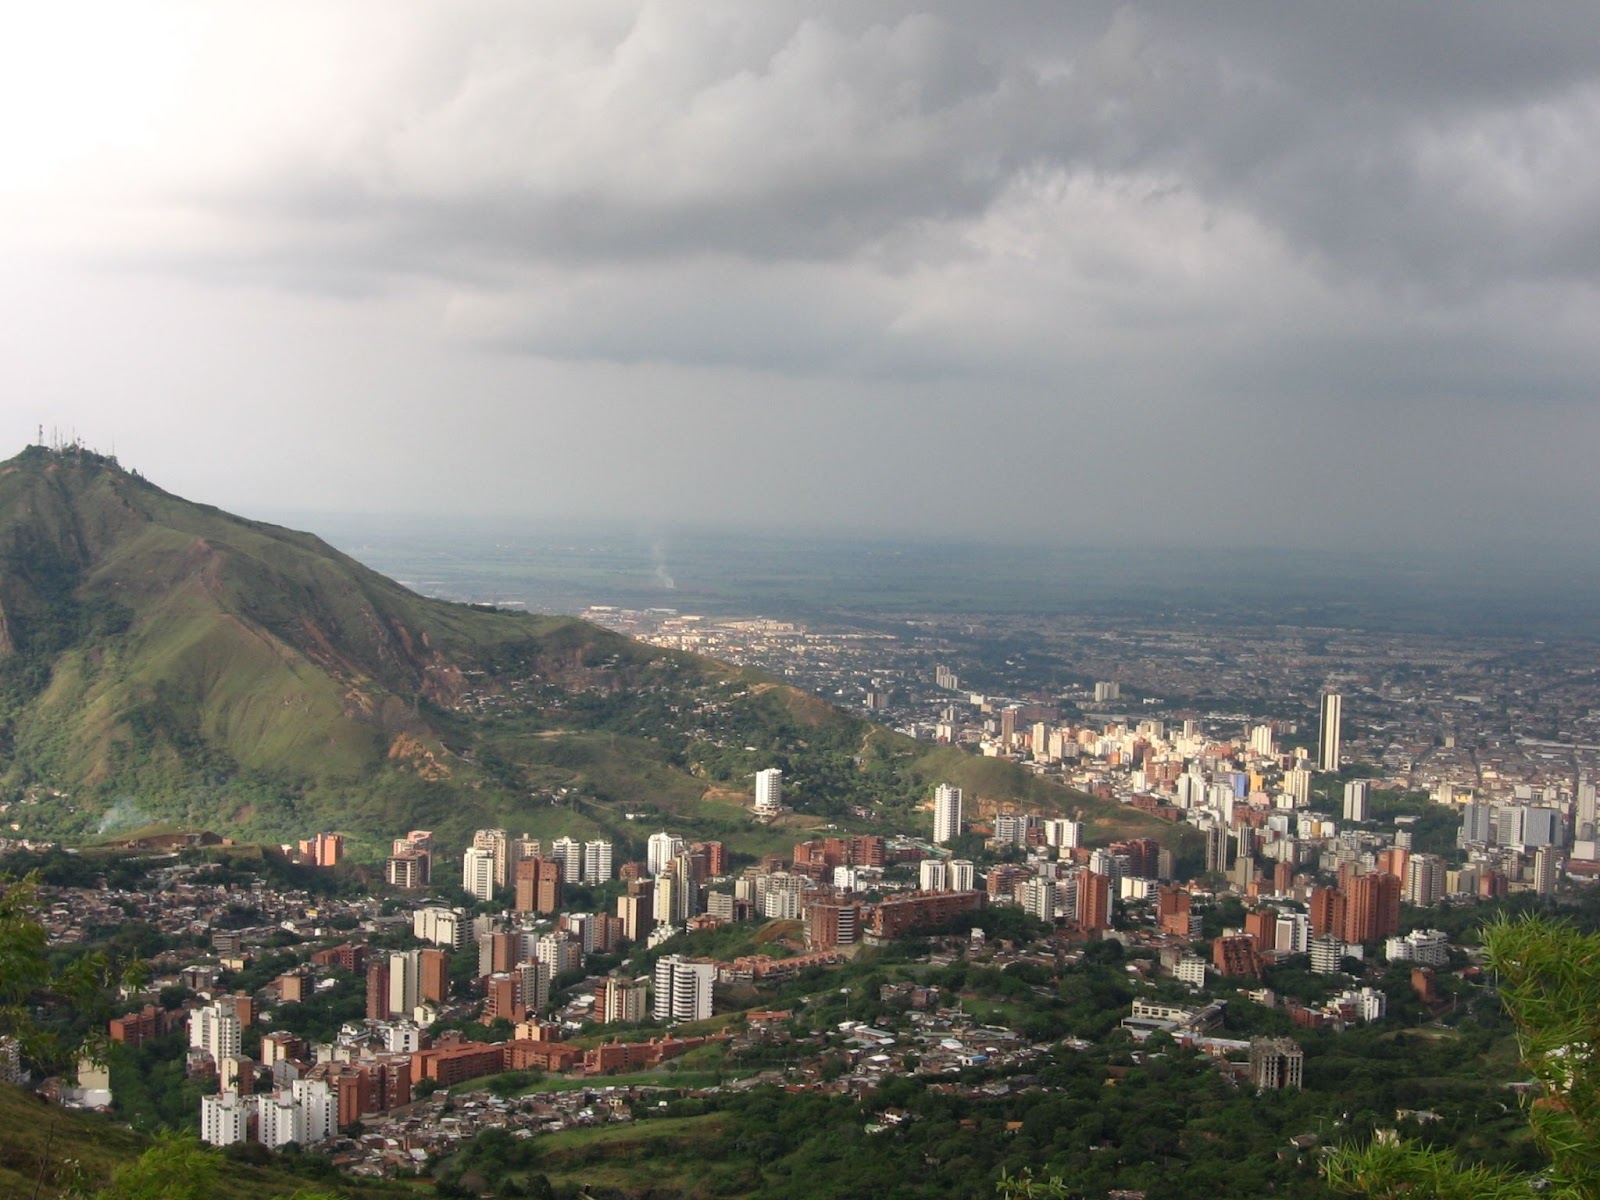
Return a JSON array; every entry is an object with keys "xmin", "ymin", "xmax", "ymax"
[
  {"xmin": 583, "ymin": 839, "xmax": 614, "ymax": 882},
  {"xmin": 471, "ymin": 828, "xmax": 510, "ymax": 887},
  {"xmin": 462, "ymin": 846, "xmax": 495, "ymax": 901},
  {"xmin": 552, "ymin": 836, "xmax": 582, "ymax": 883},
  {"xmin": 919, "ymin": 859, "xmax": 950, "ymax": 892},
  {"xmin": 754, "ymin": 768, "xmax": 783, "ymax": 813},
  {"xmin": 1578, "ymin": 778, "xmax": 1597, "ymax": 842},
  {"xmin": 933, "ymin": 784, "xmax": 963, "ymax": 845},
  {"xmin": 190, "ymin": 1001, "xmax": 241, "ymax": 1064},
  {"xmin": 1283, "ymin": 768, "xmax": 1312, "ymax": 806},
  {"xmin": 1318, "ymin": 693, "xmax": 1343, "ymax": 772},
  {"xmin": 647, "ymin": 832, "xmax": 684, "ymax": 876},
  {"xmin": 653, "ymin": 955, "xmax": 715, "ymax": 1023},
  {"xmin": 200, "ymin": 1092, "xmax": 251, "ymax": 1146},
  {"xmin": 388, "ymin": 950, "xmax": 421, "ymax": 1018},
  {"xmin": 1343, "ymin": 779, "xmax": 1371, "ymax": 823},
  {"xmin": 1020, "ymin": 878, "xmax": 1057, "ymax": 923}
]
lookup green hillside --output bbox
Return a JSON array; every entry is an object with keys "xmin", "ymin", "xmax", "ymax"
[
  {"xmin": 0, "ymin": 444, "xmax": 1182, "ymax": 859},
  {"xmin": 0, "ymin": 1082, "xmax": 404, "ymax": 1199}
]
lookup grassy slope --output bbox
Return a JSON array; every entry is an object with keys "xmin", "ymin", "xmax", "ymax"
[
  {"xmin": 0, "ymin": 448, "xmax": 1183, "ymax": 860},
  {"xmin": 0, "ymin": 1083, "xmax": 398, "ymax": 1199}
]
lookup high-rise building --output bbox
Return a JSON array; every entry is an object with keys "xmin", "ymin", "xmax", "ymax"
[
  {"xmin": 583, "ymin": 840, "xmax": 614, "ymax": 883},
  {"xmin": 617, "ymin": 883, "xmax": 653, "ymax": 942},
  {"xmin": 515, "ymin": 960, "xmax": 552, "ymax": 1016},
  {"xmin": 647, "ymin": 832, "xmax": 685, "ymax": 877},
  {"xmin": 1043, "ymin": 818, "xmax": 1081, "ymax": 850},
  {"xmin": 513, "ymin": 856, "xmax": 562, "ymax": 914},
  {"xmin": 807, "ymin": 902, "xmax": 860, "ymax": 949},
  {"xmin": 1535, "ymin": 846, "xmax": 1560, "ymax": 896},
  {"xmin": 754, "ymin": 768, "xmax": 783, "ymax": 813},
  {"xmin": 919, "ymin": 859, "xmax": 949, "ymax": 892},
  {"xmin": 652, "ymin": 955, "xmax": 715, "ymax": 1023},
  {"xmin": 1077, "ymin": 870, "xmax": 1112, "ymax": 933},
  {"xmin": 1318, "ymin": 693, "xmax": 1343, "ymax": 773},
  {"xmin": 413, "ymin": 906, "xmax": 467, "ymax": 949},
  {"xmin": 551, "ymin": 836, "xmax": 582, "ymax": 884},
  {"xmin": 599, "ymin": 975, "xmax": 649, "ymax": 1024},
  {"xmin": 1250, "ymin": 1038, "xmax": 1304, "ymax": 1090},
  {"xmin": 756, "ymin": 871, "xmax": 803, "ymax": 920},
  {"xmin": 190, "ymin": 1001, "xmax": 242, "ymax": 1065},
  {"xmin": 933, "ymin": 784, "xmax": 962, "ymax": 845},
  {"xmin": 387, "ymin": 950, "xmax": 421, "ymax": 1019},
  {"xmin": 1578, "ymin": 778, "xmax": 1597, "ymax": 843},
  {"xmin": 1205, "ymin": 823, "xmax": 1230, "ymax": 875},
  {"xmin": 1283, "ymin": 768, "xmax": 1312, "ymax": 806},
  {"xmin": 200, "ymin": 1092, "xmax": 252, "ymax": 1146},
  {"xmin": 365, "ymin": 960, "xmax": 390, "ymax": 1021},
  {"xmin": 1338, "ymin": 872, "xmax": 1401, "ymax": 943},
  {"xmin": 999, "ymin": 707, "xmax": 1019, "ymax": 749},
  {"xmin": 1020, "ymin": 878, "xmax": 1057, "ymax": 923},
  {"xmin": 1458, "ymin": 801, "xmax": 1494, "ymax": 847},
  {"xmin": 462, "ymin": 847, "xmax": 495, "ymax": 902},
  {"xmin": 471, "ymin": 828, "xmax": 510, "ymax": 888},
  {"xmin": 1343, "ymin": 780, "xmax": 1371, "ymax": 823},
  {"xmin": 420, "ymin": 948, "xmax": 450, "ymax": 1004},
  {"xmin": 386, "ymin": 850, "xmax": 429, "ymax": 890},
  {"xmin": 949, "ymin": 859, "xmax": 976, "ymax": 892},
  {"xmin": 1404, "ymin": 854, "xmax": 1445, "ymax": 907}
]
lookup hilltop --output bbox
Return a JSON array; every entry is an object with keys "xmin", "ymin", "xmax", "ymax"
[{"xmin": 0, "ymin": 444, "xmax": 1181, "ymax": 859}]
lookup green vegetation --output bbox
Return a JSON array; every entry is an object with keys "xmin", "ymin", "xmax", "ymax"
[
  {"xmin": 0, "ymin": 446, "xmax": 1173, "ymax": 861},
  {"xmin": 1325, "ymin": 915, "xmax": 1600, "ymax": 1199},
  {"xmin": 1, "ymin": 873, "xmax": 145, "ymax": 1076}
]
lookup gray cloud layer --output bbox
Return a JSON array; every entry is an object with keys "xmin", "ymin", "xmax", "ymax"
[{"xmin": 3, "ymin": 3, "xmax": 1598, "ymax": 552}]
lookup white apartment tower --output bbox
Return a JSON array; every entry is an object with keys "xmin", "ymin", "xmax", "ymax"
[
  {"xmin": 471, "ymin": 828, "xmax": 510, "ymax": 888},
  {"xmin": 1343, "ymin": 779, "xmax": 1371, "ymax": 823},
  {"xmin": 583, "ymin": 839, "xmax": 614, "ymax": 883},
  {"xmin": 1318, "ymin": 693, "xmax": 1343, "ymax": 773},
  {"xmin": 200, "ymin": 1092, "xmax": 251, "ymax": 1146},
  {"xmin": 754, "ymin": 767, "xmax": 783, "ymax": 813},
  {"xmin": 552, "ymin": 836, "xmax": 582, "ymax": 884},
  {"xmin": 933, "ymin": 784, "xmax": 963, "ymax": 845},
  {"xmin": 388, "ymin": 950, "xmax": 421, "ymax": 1018},
  {"xmin": 462, "ymin": 846, "xmax": 496, "ymax": 902},
  {"xmin": 653, "ymin": 955, "xmax": 715, "ymax": 1023},
  {"xmin": 647, "ymin": 832, "xmax": 684, "ymax": 877},
  {"xmin": 190, "ymin": 1001, "xmax": 242, "ymax": 1065},
  {"xmin": 1020, "ymin": 878, "xmax": 1057, "ymax": 923}
]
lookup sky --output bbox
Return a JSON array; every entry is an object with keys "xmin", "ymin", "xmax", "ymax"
[{"xmin": 3, "ymin": 2, "xmax": 1599, "ymax": 554}]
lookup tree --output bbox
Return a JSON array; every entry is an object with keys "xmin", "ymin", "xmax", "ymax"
[
  {"xmin": 1, "ymin": 873, "xmax": 145, "ymax": 1074},
  {"xmin": 1324, "ymin": 914, "xmax": 1600, "ymax": 1199},
  {"xmin": 92, "ymin": 1133, "xmax": 344, "ymax": 1199},
  {"xmin": 92, "ymin": 1132, "xmax": 218, "ymax": 1200}
]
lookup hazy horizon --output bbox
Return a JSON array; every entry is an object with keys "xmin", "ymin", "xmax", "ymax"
[{"xmin": 255, "ymin": 508, "xmax": 1600, "ymax": 639}]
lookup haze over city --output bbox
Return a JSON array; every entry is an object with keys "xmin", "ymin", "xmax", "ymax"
[{"xmin": 4, "ymin": 3, "xmax": 1599, "ymax": 555}]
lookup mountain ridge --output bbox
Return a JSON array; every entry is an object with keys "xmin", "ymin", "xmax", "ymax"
[{"xmin": 0, "ymin": 444, "xmax": 1185, "ymax": 862}]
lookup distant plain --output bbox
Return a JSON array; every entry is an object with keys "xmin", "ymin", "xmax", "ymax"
[{"xmin": 275, "ymin": 515, "xmax": 1600, "ymax": 639}]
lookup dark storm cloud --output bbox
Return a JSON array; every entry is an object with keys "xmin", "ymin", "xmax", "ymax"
[{"xmin": 6, "ymin": 2, "xmax": 1600, "ymax": 551}]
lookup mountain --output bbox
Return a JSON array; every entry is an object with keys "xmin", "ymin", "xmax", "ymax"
[{"xmin": 0, "ymin": 444, "xmax": 1182, "ymax": 860}]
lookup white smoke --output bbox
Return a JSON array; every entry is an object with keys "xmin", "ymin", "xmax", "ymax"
[
  {"xmin": 96, "ymin": 795, "xmax": 144, "ymax": 835},
  {"xmin": 650, "ymin": 541, "xmax": 676, "ymax": 590}
]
